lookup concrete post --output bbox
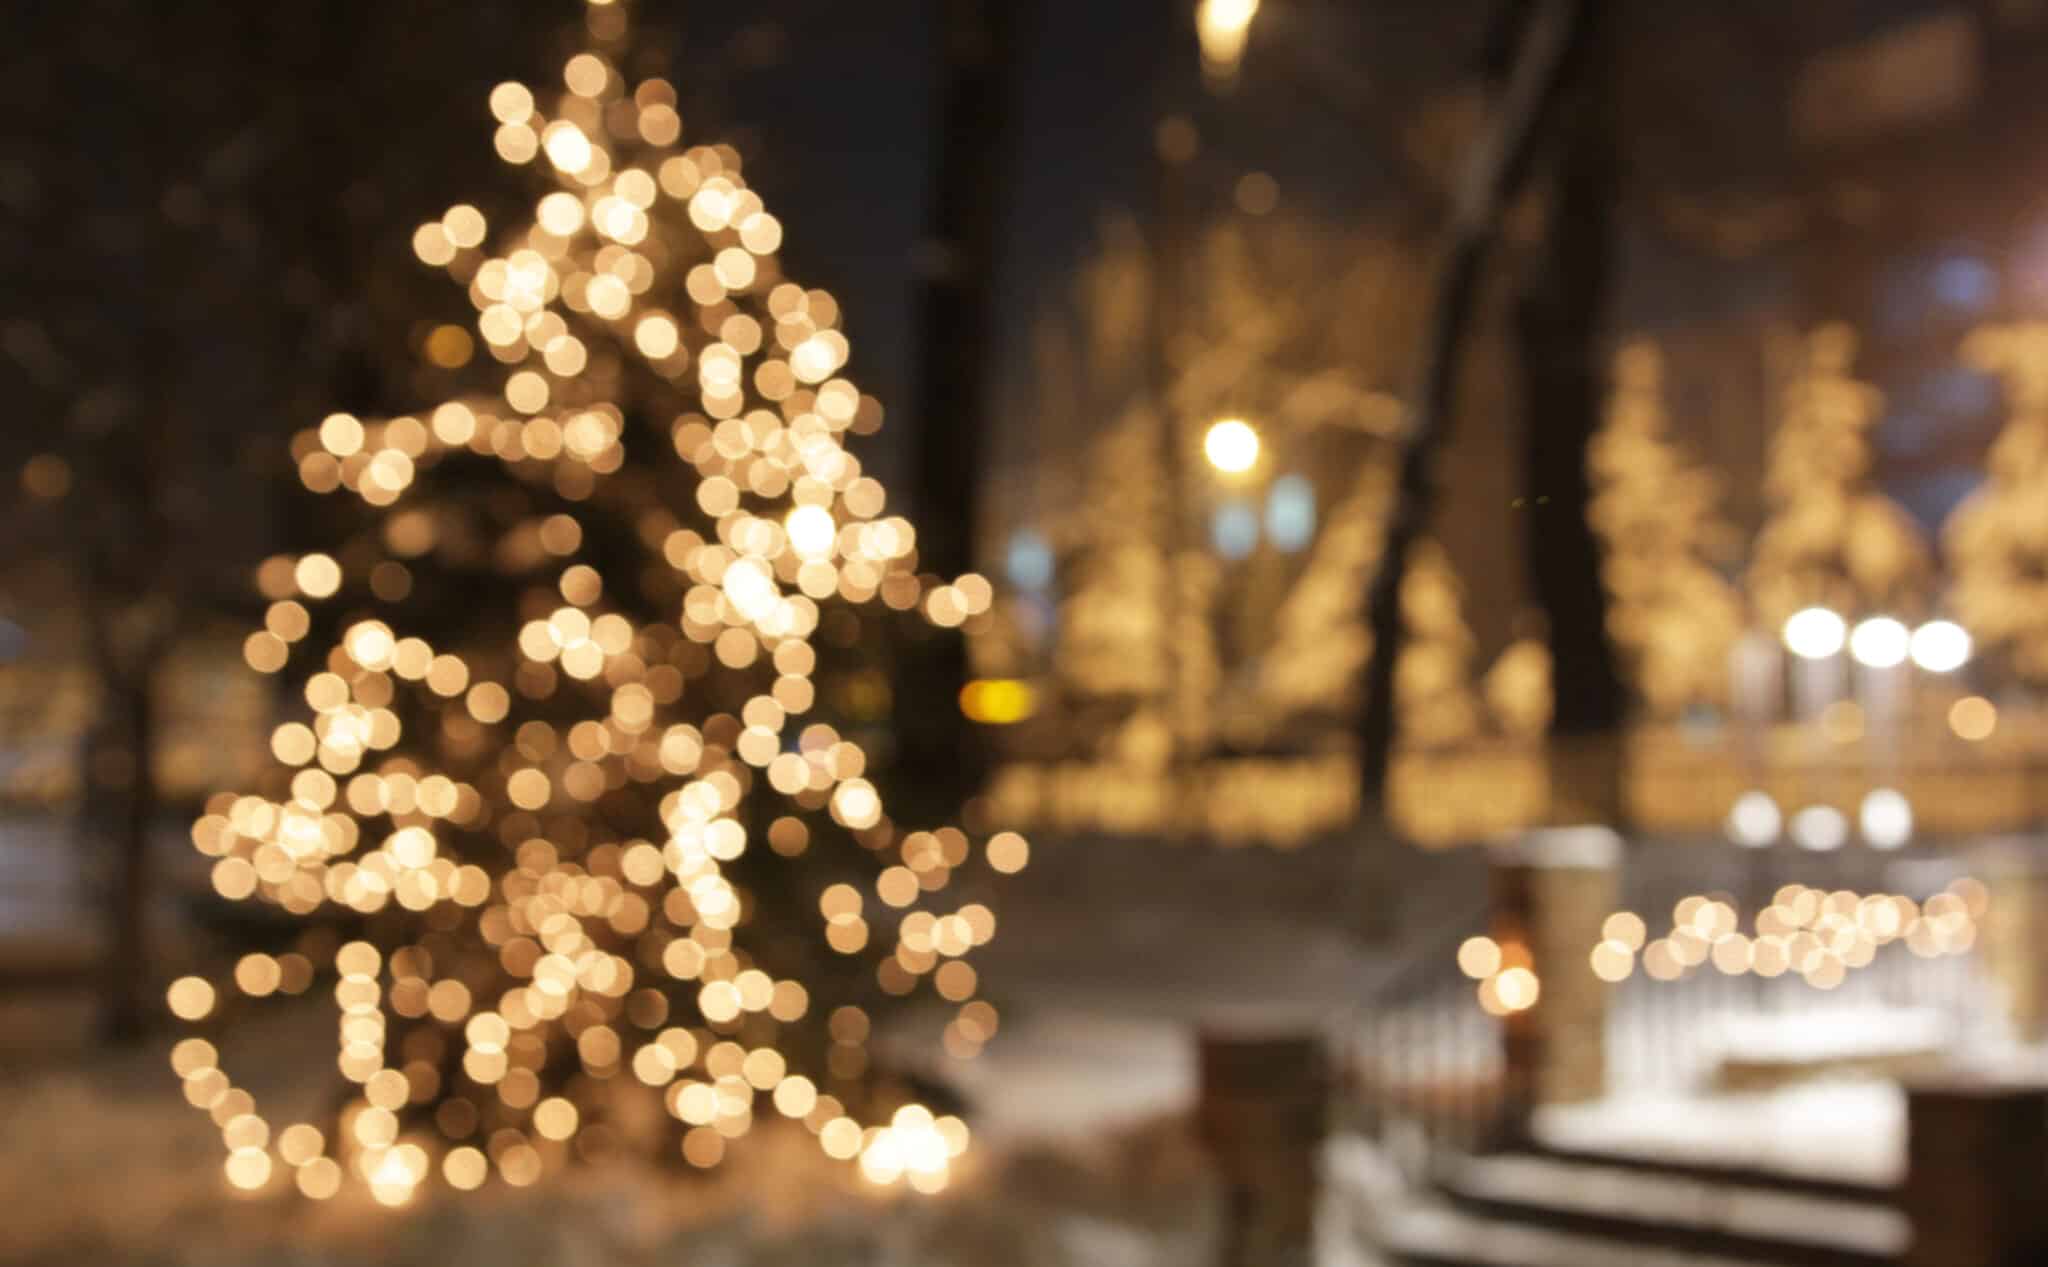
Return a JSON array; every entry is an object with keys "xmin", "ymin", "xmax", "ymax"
[
  {"xmin": 1901, "ymin": 1078, "xmax": 2048, "ymax": 1267},
  {"xmin": 1976, "ymin": 839, "xmax": 2048, "ymax": 1043},
  {"xmin": 1491, "ymin": 825, "xmax": 1620, "ymax": 1136},
  {"xmin": 1194, "ymin": 1030, "xmax": 1328, "ymax": 1267}
]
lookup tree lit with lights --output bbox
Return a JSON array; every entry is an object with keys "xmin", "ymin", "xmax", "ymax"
[
  {"xmin": 1587, "ymin": 339, "xmax": 1744, "ymax": 717},
  {"xmin": 1749, "ymin": 324, "xmax": 1930, "ymax": 631},
  {"xmin": 1948, "ymin": 322, "xmax": 2048, "ymax": 680},
  {"xmin": 168, "ymin": 0, "xmax": 1021, "ymax": 1204}
]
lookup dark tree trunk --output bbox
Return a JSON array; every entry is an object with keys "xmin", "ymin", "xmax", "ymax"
[
  {"xmin": 98, "ymin": 672, "xmax": 156, "ymax": 1043},
  {"xmin": 892, "ymin": 0, "xmax": 1014, "ymax": 824},
  {"xmin": 1356, "ymin": 0, "xmax": 1598, "ymax": 815},
  {"xmin": 1513, "ymin": 3, "xmax": 1625, "ymax": 813}
]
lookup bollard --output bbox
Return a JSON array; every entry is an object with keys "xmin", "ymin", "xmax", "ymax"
[
  {"xmin": 1975, "ymin": 839, "xmax": 2048, "ymax": 1042},
  {"xmin": 1900, "ymin": 1077, "xmax": 2048, "ymax": 1267},
  {"xmin": 1490, "ymin": 825, "xmax": 1620, "ymax": 1141},
  {"xmin": 1195, "ymin": 1030, "xmax": 1329, "ymax": 1267}
]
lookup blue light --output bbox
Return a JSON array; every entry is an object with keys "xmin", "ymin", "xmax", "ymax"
[
  {"xmin": 1265, "ymin": 474, "xmax": 1316, "ymax": 552},
  {"xmin": 0, "ymin": 619, "xmax": 24, "ymax": 663},
  {"xmin": 1932, "ymin": 253, "xmax": 1995, "ymax": 310},
  {"xmin": 1005, "ymin": 530, "xmax": 1054, "ymax": 592},
  {"xmin": 1211, "ymin": 501, "xmax": 1260, "ymax": 560}
]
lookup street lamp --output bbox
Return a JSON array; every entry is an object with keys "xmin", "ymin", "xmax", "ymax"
[
  {"xmin": 1196, "ymin": 0, "xmax": 1261, "ymax": 82},
  {"xmin": 1202, "ymin": 417, "xmax": 1261, "ymax": 475}
]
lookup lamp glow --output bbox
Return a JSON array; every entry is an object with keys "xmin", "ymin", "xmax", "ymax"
[
  {"xmin": 1848, "ymin": 616, "xmax": 1908, "ymax": 668},
  {"xmin": 1790, "ymin": 805, "xmax": 1848, "ymax": 852},
  {"xmin": 1202, "ymin": 418, "xmax": 1260, "ymax": 474},
  {"xmin": 1860, "ymin": 788, "xmax": 1913, "ymax": 850},
  {"xmin": 1909, "ymin": 620, "xmax": 1970, "ymax": 673},
  {"xmin": 1196, "ymin": 0, "xmax": 1261, "ymax": 76},
  {"xmin": 1726, "ymin": 790, "xmax": 1781, "ymax": 848},
  {"xmin": 1782, "ymin": 607, "xmax": 1846, "ymax": 660}
]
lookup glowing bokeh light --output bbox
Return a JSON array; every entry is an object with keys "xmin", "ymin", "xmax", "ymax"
[
  {"xmin": 1782, "ymin": 606, "xmax": 1846, "ymax": 660},
  {"xmin": 1202, "ymin": 418, "xmax": 1260, "ymax": 475}
]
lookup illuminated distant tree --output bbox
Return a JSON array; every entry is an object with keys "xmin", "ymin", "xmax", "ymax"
[
  {"xmin": 165, "ymin": 2, "xmax": 1022, "ymax": 1204},
  {"xmin": 1256, "ymin": 474, "xmax": 1393, "ymax": 727},
  {"xmin": 1948, "ymin": 323, "xmax": 2048, "ymax": 679},
  {"xmin": 1171, "ymin": 218, "xmax": 1414, "ymax": 752},
  {"xmin": 1748, "ymin": 323, "xmax": 1931, "ymax": 629},
  {"xmin": 1029, "ymin": 213, "xmax": 1418, "ymax": 765},
  {"xmin": 1394, "ymin": 539, "xmax": 1485, "ymax": 750},
  {"xmin": 1586, "ymin": 339, "xmax": 1744, "ymax": 716},
  {"xmin": 1057, "ymin": 409, "xmax": 1175, "ymax": 704},
  {"xmin": 1392, "ymin": 537, "xmax": 1553, "ymax": 747}
]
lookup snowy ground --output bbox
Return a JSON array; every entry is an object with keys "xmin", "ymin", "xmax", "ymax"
[
  {"xmin": 1535, "ymin": 1080, "xmax": 1905, "ymax": 1186},
  {"xmin": 0, "ymin": 825, "xmax": 2020, "ymax": 1265},
  {"xmin": 0, "ymin": 831, "xmax": 1386, "ymax": 1267},
  {"xmin": 0, "ymin": 997, "xmax": 1229, "ymax": 1267}
]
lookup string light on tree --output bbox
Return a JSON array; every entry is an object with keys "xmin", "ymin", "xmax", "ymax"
[{"xmin": 171, "ymin": 0, "xmax": 1021, "ymax": 1204}]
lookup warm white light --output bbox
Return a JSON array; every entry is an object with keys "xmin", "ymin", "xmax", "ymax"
[
  {"xmin": 1909, "ymin": 620, "xmax": 1971, "ymax": 673},
  {"xmin": 1493, "ymin": 966, "xmax": 1540, "ymax": 1011},
  {"xmin": 1848, "ymin": 617, "xmax": 1908, "ymax": 669},
  {"xmin": 784, "ymin": 505, "xmax": 836, "ymax": 560},
  {"xmin": 542, "ymin": 122, "xmax": 594, "ymax": 174},
  {"xmin": 1196, "ymin": 0, "xmax": 1261, "ymax": 75},
  {"xmin": 1203, "ymin": 418, "xmax": 1260, "ymax": 474},
  {"xmin": 1726, "ymin": 790, "xmax": 1780, "ymax": 848},
  {"xmin": 1790, "ymin": 805, "xmax": 1848, "ymax": 852},
  {"xmin": 1860, "ymin": 788, "xmax": 1912, "ymax": 850},
  {"xmin": 1783, "ymin": 607, "xmax": 1846, "ymax": 660}
]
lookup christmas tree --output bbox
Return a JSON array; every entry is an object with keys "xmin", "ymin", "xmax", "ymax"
[
  {"xmin": 1041, "ymin": 215, "xmax": 1417, "ymax": 757},
  {"xmin": 1393, "ymin": 539, "xmax": 1485, "ymax": 751},
  {"xmin": 1947, "ymin": 322, "xmax": 2048, "ymax": 679},
  {"xmin": 1748, "ymin": 323, "xmax": 1930, "ymax": 630},
  {"xmin": 1385, "ymin": 538, "xmax": 1551, "ymax": 846},
  {"xmin": 1586, "ymin": 339, "xmax": 1744, "ymax": 717},
  {"xmin": 165, "ymin": 0, "xmax": 1023, "ymax": 1204}
]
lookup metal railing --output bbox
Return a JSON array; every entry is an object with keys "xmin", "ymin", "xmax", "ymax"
[{"xmin": 1343, "ymin": 837, "xmax": 2001, "ymax": 1183}]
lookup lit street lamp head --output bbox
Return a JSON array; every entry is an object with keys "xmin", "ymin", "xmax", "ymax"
[
  {"xmin": 1782, "ymin": 606, "xmax": 1846, "ymax": 660},
  {"xmin": 1909, "ymin": 620, "xmax": 1971, "ymax": 673},
  {"xmin": 1203, "ymin": 417, "xmax": 1260, "ymax": 475},
  {"xmin": 1196, "ymin": 0, "xmax": 1261, "ymax": 79},
  {"xmin": 1848, "ymin": 616, "xmax": 1908, "ymax": 669}
]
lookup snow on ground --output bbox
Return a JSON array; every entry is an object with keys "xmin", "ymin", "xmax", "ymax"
[
  {"xmin": 1445, "ymin": 1152, "xmax": 1907, "ymax": 1254},
  {"xmin": 1534, "ymin": 1079, "xmax": 1906, "ymax": 1187},
  {"xmin": 0, "ymin": 996, "xmax": 1242, "ymax": 1267},
  {"xmin": 942, "ymin": 1009, "xmax": 1193, "ymax": 1146},
  {"xmin": 1709, "ymin": 1006, "xmax": 1949, "ymax": 1065}
]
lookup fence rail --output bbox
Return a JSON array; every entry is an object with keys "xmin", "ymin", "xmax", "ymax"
[{"xmin": 1345, "ymin": 837, "xmax": 2001, "ymax": 1178}]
